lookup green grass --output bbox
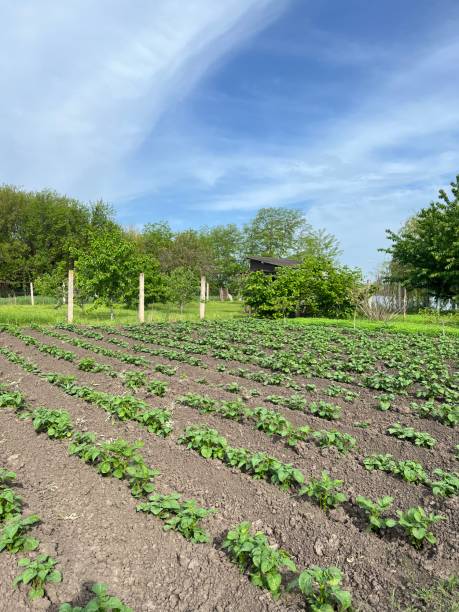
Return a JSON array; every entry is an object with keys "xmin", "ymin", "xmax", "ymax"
[
  {"xmin": 0, "ymin": 300, "xmax": 244, "ymax": 325},
  {"xmin": 292, "ymin": 314, "xmax": 459, "ymax": 336},
  {"xmin": 1, "ymin": 299, "xmax": 457, "ymax": 335}
]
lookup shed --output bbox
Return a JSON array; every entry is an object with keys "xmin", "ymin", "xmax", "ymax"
[{"xmin": 248, "ymin": 256, "xmax": 300, "ymax": 275}]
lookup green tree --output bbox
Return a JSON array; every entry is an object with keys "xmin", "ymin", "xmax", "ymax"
[
  {"xmin": 296, "ymin": 228, "xmax": 341, "ymax": 262},
  {"xmin": 243, "ymin": 207, "xmax": 310, "ymax": 257},
  {"xmin": 74, "ymin": 229, "xmax": 163, "ymax": 318},
  {"xmin": 383, "ymin": 175, "xmax": 459, "ymax": 302},
  {"xmin": 0, "ymin": 185, "xmax": 116, "ymax": 292},
  {"xmin": 204, "ymin": 224, "xmax": 244, "ymax": 295},
  {"xmin": 165, "ymin": 267, "xmax": 198, "ymax": 313},
  {"xmin": 242, "ymin": 256, "xmax": 362, "ymax": 319},
  {"xmin": 142, "ymin": 222, "xmax": 174, "ymax": 258},
  {"xmin": 159, "ymin": 229, "xmax": 213, "ymax": 275}
]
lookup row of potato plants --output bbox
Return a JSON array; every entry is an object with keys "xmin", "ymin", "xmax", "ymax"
[
  {"xmin": 21, "ymin": 324, "xmax": 179, "ymax": 381},
  {"xmin": 0, "ymin": 383, "xmax": 354, "ymax": 608},
  {"xmin": 11, "ymin": 325, "xmax": 457, "ymax": 454},
  {"xmin": 178, "ymin": 424, "xmax": 449, "ymax": 549},
  {"xmin": 0, "ymin": 440, "xmax": 130, "ymax": 610},
  {"xmin": 178, "ymin": 392, "xmax": 356, "ymax": 453},
  {"xmin": 105, "ymin": 321, "xmax": 458, "ymax": 403},
  {"xmin": 1, "ymin": 341, "xmax": 456, "ymax": 501},
  {"xmin": 55, "ymin": 322, "xmax": 458, "ymax": 427},
  {"xmin": 0, "ymin": 458, "xmax": 62, "ymax": 601},
  {"xmin": 0, "ymin": 387, "xmax": 213, "ymax": 544},
  {"xmin": 1, "ymin": 341, "xmax": 457, "ymax": 502}
]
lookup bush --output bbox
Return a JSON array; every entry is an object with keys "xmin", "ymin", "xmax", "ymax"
[{"xmin": 242, "ymin": 256, "xmax": 362, "ymax": 318}]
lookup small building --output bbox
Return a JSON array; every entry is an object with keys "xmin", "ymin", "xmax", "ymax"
[{"xmin": 248, "ymin": 256, "xmax": 300, "ymax": 275}]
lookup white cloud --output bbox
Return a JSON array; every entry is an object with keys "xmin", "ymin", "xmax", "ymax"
[{"xmin": 0, "ymin": 0, "xmax": 284, "ymax": 197}]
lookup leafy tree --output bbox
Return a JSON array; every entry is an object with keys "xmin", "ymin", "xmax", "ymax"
[
  {"xmin": 204, "ymin": 224, "xmax": 245, "ymax": 295},
  {"xmin": 74, "ymin": 229, "xmax": 163, "ymax": 317},
  {"xmin": 0, "ymin": 185, "xmax": 115, "ymax": 292},
  {"xmin": 243, "ymin": 207, "xmax": 310, "ymax": 257},
  {"xmin": 142, "ymin": 222, "xmax": 174, "ymax": 258},
  {"xmin": 159, "ymin": 229, "xmax": 213, "ymax": 275},
  {"xmin": 165, "ymin": 267, "xmax": 198, "ymax": 313},
  {"xmin": 296, "ymin": 228, "xmax": 341, "ymax": 262},
  {"xmin": 242, "ymin": 255, "xmax": 362, "ymax": 318},
  {"xmin": 383, "ymin": 175, "xmax": 459, "ymax": 302}
]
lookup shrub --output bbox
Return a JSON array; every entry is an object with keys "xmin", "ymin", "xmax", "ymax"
[{"xmin": 242, "ymin": 256, "xmax": 362, "ymax": 319}]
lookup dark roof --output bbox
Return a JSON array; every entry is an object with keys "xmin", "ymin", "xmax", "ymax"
[{"xmin": 248, "ymin": 256, "xmax": 300, "ymax": 267}]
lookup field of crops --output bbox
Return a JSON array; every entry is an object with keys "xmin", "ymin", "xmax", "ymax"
[{"xmin": 0, "ymin": 320, "xmax": 457, "ymax": 611}]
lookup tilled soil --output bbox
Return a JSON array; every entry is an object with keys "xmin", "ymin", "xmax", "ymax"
[{"xmin": 0, "ymin": 327, "xmax": 458, "ymax": 612}]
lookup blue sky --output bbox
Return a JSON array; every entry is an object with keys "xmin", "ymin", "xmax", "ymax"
[{"xmin": 1, "ymin": 1, "xmax": 459, "ymax": 275}]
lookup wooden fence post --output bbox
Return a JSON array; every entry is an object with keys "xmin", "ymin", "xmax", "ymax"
[
  {"xmin": 30, "ymin": 282, "xmax": 34, "ymax": 306},
  {"xmin": 206, "ymin": 282, "xmax": 209, "ymax": 301},
  {"xmin": 199, "ymin": 275, "xmax": 206, "ymax": 320},
  {"xmin": 139, "ymin": 272, "xmax": 145, "ymax": 324},
  {"xmin": 67, "ymin": 270, "xmax": 74, "ymax": 323}
]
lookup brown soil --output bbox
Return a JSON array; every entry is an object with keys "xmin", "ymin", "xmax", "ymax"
[{"xmin": 0, "ymin": 328, "xmax": 458, "ymax": 612}]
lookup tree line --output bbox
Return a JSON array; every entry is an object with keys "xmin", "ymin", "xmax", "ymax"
[
  {"xmin": 1, "ymin": 174, "xmax": 457, "ymax": 317},
  {"xmin": 0, "ymin": 184, "xmax": 342, "ymax": 313}
]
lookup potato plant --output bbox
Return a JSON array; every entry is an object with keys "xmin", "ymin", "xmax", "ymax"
[
  {"xmin": 300, "ymin": 471, "xmax": 347, "ymax": 511},
  {"xmin": 288, "ymin": 566, "xmax": 352, "ymax": 610},
  {"xmin": 0, "ymin": 514, "xmax": 40, "ymax": 553},
  {"xmin": 59, "ymin": 582, "xmax": 132, "ymax": 612},
  {"xmin": 309, "ymin": 400, "xmax": 342, "ymax": 420},
  {"xmin": 136, "ymin": 493, "xmax": 214, "ymax": 543},
  {"xmin": 397, "ymin": 507, "xmax": 445, "ymax": 548},
  {"xmin": 355, "ymin": 496, "xmax": 396, "ymax": 532},
  {"xmin": 223, "ymin": 522, "xmax": 297, "ymax": 598},
  {"xmin": 13, "ymin": 554, "xmax": 62, "ymax": 600},
  {"xmin": 312, "ymin": 430, "xmax": 356, "ymax": 454},
  {"xmin": 31, "ymin": 408, "xmax": 73, "ymax": 439},
  {"xmin": 429, "ymin": 469, "xmax": 459, "ymax": 498},
  {"xmin": 0, "ymin": 489, "xmax": 23, "ymax": 522},
  {"xmin": 146, "ymin": 379, "xmax": 168, "ymax": 397},
  {"xmin": 0, "ymin": 388, "xmax": 25, "ymax": 409},
  {"xmin": 0, "ymin": 468, "xmax": 16, "ymax": 488},
  {"xmin": 387, "ymin": 423, "xmax": 437, "ymax": 448}
]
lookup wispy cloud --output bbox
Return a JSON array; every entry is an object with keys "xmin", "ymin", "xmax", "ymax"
[
  {"xmin": 1, "ymin": 1, "xmax": 458, "ymax": 275},
  {"xmin": 0, "ymin": 0, "xmax": 284, "ymax": 197}
]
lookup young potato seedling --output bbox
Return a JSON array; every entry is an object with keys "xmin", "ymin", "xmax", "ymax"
[
  {"xmin": 59, "ymin": 582, "xmax": 133, "ymax": 612},
  {"xmin": 288, "ymin": 566, "xmax": 352, "ymax": 610},
  {"xmin": 355, "ymin": 496, "xmax": 397, "ymax": 532},
  {"xmin": 397, "ymin": 507, "xmax": 445, "ymax": 548},
  {"xmin": 223, "ymin": 522, "xmax": 297, "ymax": 598},
  {"xmin": 136, "ymin": 493, "xmax": 214, "ymax": 543},
  {"xmin": 300, "ymin": 471, "xmax": 347, "ymax": 511},
  {"xmin": 13, "ymin": 554, "xmax": 62, "ymax": 600}
]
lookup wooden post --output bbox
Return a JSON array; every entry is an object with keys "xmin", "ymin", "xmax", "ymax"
[
  {"xmin": 67, "ymin": 270, "xmax": 74, "ymax": 323},
  {"xmin": 199, "ymin": 275, "xmax": 206, "ymax": 320},
  {"xmin": 206, "ymin": 282, "xmax": 209, "ymax": 301},
  {"xmin": 30, "ymin": 282, "xmax": 34, "ymax": 306},
  {"xmin": 139, "ymin": 272, "xmax": 145, "ymax": 324}
]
